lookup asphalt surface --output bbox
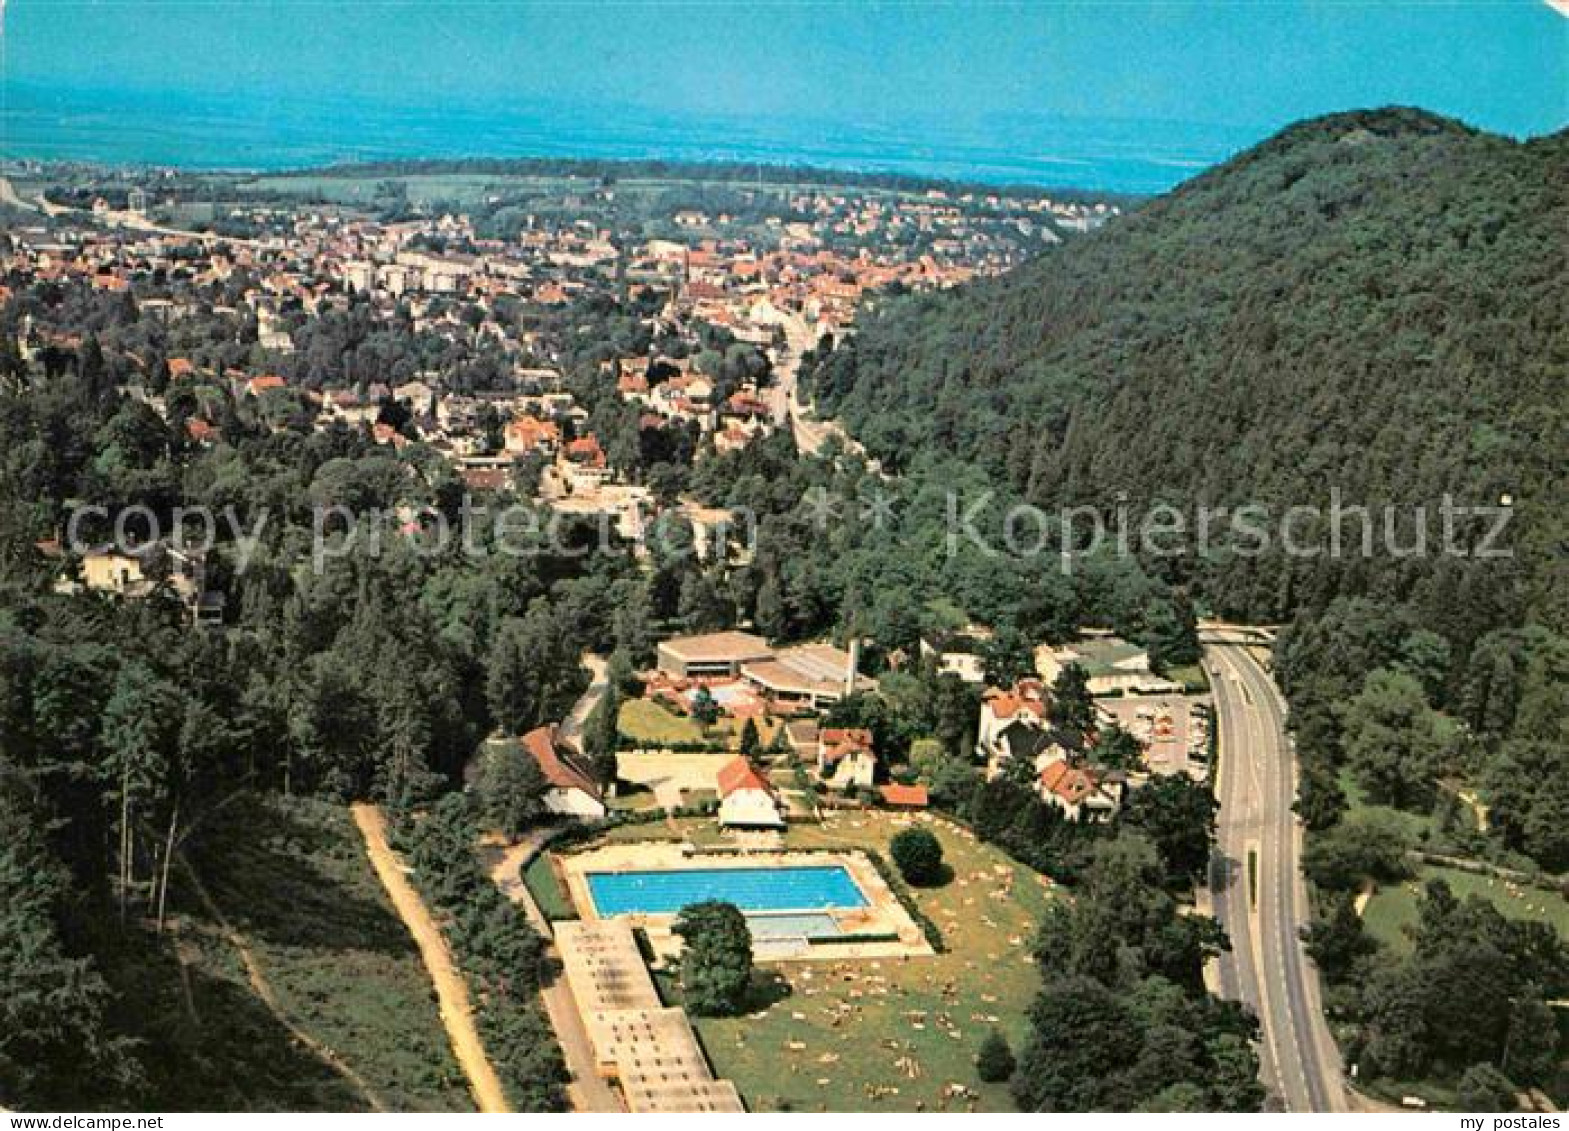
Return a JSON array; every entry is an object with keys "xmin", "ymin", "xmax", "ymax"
[
  {"xmin": 491, "ymin": 835, "xmax": 624, "ymax": 1113},
  {"xmin": 1204, "ymin": 639, "xmax": 1347, "ymax": 1112}
]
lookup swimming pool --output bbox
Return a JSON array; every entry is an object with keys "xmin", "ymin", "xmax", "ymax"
[{"xmin": 586, "ymin": 865, "xmax": 869, "ymax": 917}]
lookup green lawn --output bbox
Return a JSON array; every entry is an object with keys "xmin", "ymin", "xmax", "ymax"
[
  {"xmin": 598, "ymin": 817, "xmax": 734, "ymax": 848},
  {"xmin": 619, "ymin": 699, "xmax": 709, "ymax": 745},
  {"xmin": 523, "ymin": 852, "xmax": 577, "ymax": 922},
  {"xmin": 648, "ymin": 812, "xmax": 1053, "ymax": 1112},
  {"xmin": 1164, "ymin": 663, "xmax": 1210, "ymax": 691},
  {"xmin": 1362, "ymin": 863, "xmax": 1569, "ymax": 955},
  {"xmin": 618, "ymin": 699, "xmax": 786, "ymax": 751}
]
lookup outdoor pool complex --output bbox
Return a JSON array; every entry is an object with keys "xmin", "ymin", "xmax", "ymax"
[{"xmin": 586, "ymin": 865, "xmax": 869, "ymax": 918}]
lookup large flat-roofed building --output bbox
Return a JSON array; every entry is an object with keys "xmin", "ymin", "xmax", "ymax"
[
  {"xmin": 740, "ymin": 642, "xmax": 875, "ymax": 709},
  {"xmin": 1035, "ymin": 634, "xmax": 1182, "ymax": 697},
  {"xmin": 555, "ymin": 920, "xmax": 745, "ymax": 1112},
  {"xmin": 656, "ymin": 630, "xmax": 773, "ymax": 678},
  {"xmin": 656, "ymin": 633, "xmax": 875, "ymax": 708}
]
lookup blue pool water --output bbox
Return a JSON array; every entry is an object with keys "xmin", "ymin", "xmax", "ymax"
[{"xmin": 586, "ymin": 866, "xmax": 868, "ymax": 917}]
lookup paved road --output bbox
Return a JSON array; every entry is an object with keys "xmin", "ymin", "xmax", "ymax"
[
  {"xmin": 0, "ymin": 177, "xmax": 41, "ymax": 214},
  {"xmin": 558, "ymin": 653, "xmax": 609, "ymax": 751},
  {"xmin": 0, "ymin": 177, "xmax": 264, "ymax": 244},
  {"xmin": 765, "ymin": 312, "xmax": 885, "ymax": 470},
  {"xmin": 490, "ymin": 836, "xmax": 623, "ymax": 1113},
  {"xmin": 1204, "ymin": 639, "xmax": 1346, "ymax": 1113}
]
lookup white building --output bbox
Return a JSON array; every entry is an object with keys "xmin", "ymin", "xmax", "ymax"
[
  {"xmin": 816, "ymin": 728, "xmax": 878, "ymax": 792},
  {"xmin": 521, "ymin": 725, "xmax": 607, "ymax": 819},
  {"xmin": 716, "ymin": 756, "xmax": 786, "ymax": 829},
  {"xmin": 976, "ymin": 679, "xmax": 1049, "ymax": 763}
]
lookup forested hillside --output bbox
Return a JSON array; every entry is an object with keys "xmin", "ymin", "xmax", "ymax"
[
  {"xmin": 809, "ymin": 108, "xmax": 1566, "ymax": 636},
  {"xmin": 807, "ymin": 107, "xmax": 1569, "ymax": 1100}
]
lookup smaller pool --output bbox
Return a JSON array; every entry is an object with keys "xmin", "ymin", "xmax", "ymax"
[
  {"xmin": 586, "ymin": 864, "xmax": 868, "ymax": 917},
  {"xmin": 747, "ymin": 912, "xmax": 842, "ymax": 940}
]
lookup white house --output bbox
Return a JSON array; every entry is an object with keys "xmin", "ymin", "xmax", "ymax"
[
  {"xmin": 1034, "ymin": 635, "xmax": 1181, "ymax": 697},
  {"xmin": 521, "ymin": 725, "xmax": 607, "ymax": 819},
  {"xmin": 716, "ymin": 756, "xmax": 786, "ymax": 829},
  {"xmin": 1038, "ymin": 758, "xmax": 1124, "ymax": 823},
  {"xmin": 976, "ymin": 680, "xmax": 1049, "ymax": 764},
  {"xmin": 816, "ymin": 728, "xmax": 877, "ymax": 792}
]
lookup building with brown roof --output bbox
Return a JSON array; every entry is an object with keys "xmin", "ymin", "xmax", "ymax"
[
  {"xmin": 656, "ymin": 631, "xmax": 774, "ymax": 679},
  {"xmin": 1038, "ymin": 759, "xmax": 1122, "ymax": 823},
  {"xmin": 519, "ymin": 724, "xmax": 607, "ymax": 819},
  {"xmin": 716, "ymin": 756, "xmax": 785, "ymax": 829}
]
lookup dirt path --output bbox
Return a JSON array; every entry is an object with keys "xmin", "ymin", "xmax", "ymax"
[
  {"xmin": 351, "ymin": 803, "xmax": 511, "ymax": 1114},
  {"xmin": 179, "ymin": 857, "xmax": 388, "ymax": 1111}
]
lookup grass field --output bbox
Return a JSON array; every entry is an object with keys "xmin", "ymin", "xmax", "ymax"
[
  {"xmin": 631, "ymin": 812, "xmax": 1052, "ymax": 1112},
  {"xmin": 1164, "ymin": 662, "xmax": 1210, "ymax": 691},
  {"xmin": 619, "ymin": 699, "xmax": 709, "ymax": 745},
  {"xmin": 169, "ymin": 795, "xmax": 472, "ymax": 1111},
  {"xmin": 1362, "ymin": 863, "xmax": 1569, "ymax": 955},
  {"xmin": 618, "ymin": 699, "xmax": 786, "ymax": 751},
  {"xmin": 523, "ymin": 852, "xmax": 577, "ymax": 922}
]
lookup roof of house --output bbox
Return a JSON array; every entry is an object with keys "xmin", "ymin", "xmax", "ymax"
[
  {"xmin": 461, "ymin": 467, "xmax": 511, "ymax": 492},
  {"xmin": 985, "ymin": 683, "xmax": 1048, "ymax": 721},
  {"xmin": 1003, "ymin": 721, "xmax": 1080, "ymax": 762},
  {"xmin": 819, "ymin": 727, "xmax": 873, "ymax": 764},
  {"xmin": 507, "ymin": 416, "xmax": 561, "ymax": 447},
  {"xmin": 880, "ymin": 783, "xmax": 930, "ymax": 808},
  {"xmin": 716, "ymin": 756, "xmax": 775, "ymax": 799},
  {"xmin": 1039, "ymin": 760, "xmax": 1101, "ymax": 806},
  {"xmin": 520, "ymin": 725, "xmax": 602, "ymax": 800}
]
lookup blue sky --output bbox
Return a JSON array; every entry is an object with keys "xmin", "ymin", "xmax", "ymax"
[
  {"xmin": 7, "ymin": 1, "xmax": 1564, "ymax": 132},
  {"xmin": 1, "ymin": 2, "xmax": 1562, "ymax": 184}
]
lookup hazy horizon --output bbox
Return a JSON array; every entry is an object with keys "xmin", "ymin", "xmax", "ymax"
[{"xmin": 2, "ymin": 1, "xmax": 1564, "ymax": 191}]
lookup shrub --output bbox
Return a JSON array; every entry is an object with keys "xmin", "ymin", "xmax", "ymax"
[
  {"xmin": 977, "ymin": 1028, "xmax": 1016, "ymax": 1083},
  {"xmin": 890, "ymin": 826, "xmax": 945, "ymax": 886},
  {"xmin": 1456, "ymin": 1063, "xmax": 1518, "ymax": 1111}
]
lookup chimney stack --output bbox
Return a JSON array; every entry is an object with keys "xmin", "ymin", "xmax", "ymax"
[{"xmin": 845, "ymin": 637, "xmax": 862, "ymax": 695}]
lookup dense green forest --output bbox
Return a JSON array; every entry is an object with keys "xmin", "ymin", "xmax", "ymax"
[
  {"xmin": 0, "ymin": 354, "xmax": 616, "ymax": 1106},
  {"xmin": 808, "ymin": 108, "xmax": 1565, "ymax": 634}
]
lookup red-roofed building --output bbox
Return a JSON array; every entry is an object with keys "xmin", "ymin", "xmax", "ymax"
[
  {"xmin": 1038, "ymin": 759, "xmax": 1122, "ymax": 823},
  {"xmin": 566, "ymin": 434, "xmax": 607, "ymax": 467},
  {"xmin": 505, "ymin": 415, "xmax": 561, "ymax": 455},
  {"xmin": 460, "ymin": 467, "xmax": 512, "ymax": 493},
  {"xmin": 713, "ymin": 424, "xmax": 754, "ymax": 454},
  {"xmin": 816, "ymin": 728, "xmax": 876, "ymax": 792},
  {"xmin": 372, "ymin": 422, "xmax": 411, "ymax": 449},
  {"xmin": 978, "ymin": 679, "xmax": 1050, "ymax": 764},
  {"xmin": 520, "ymin": 725, "xmax": 607, "ymax": 819},
  {"xmin": 879, "ymin": 783, "xmax": 929, "ymax": 809},
  {"xmin": 185, "ymin": 418, "xmax": 217, "ymax": 445},
  {"xmin": 716, "ymin": 756, "xmax": 785, "ymax": 829},
  {"xmin": 245, "ymin": 373, "xmax": 286, "ymax": 398}
]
